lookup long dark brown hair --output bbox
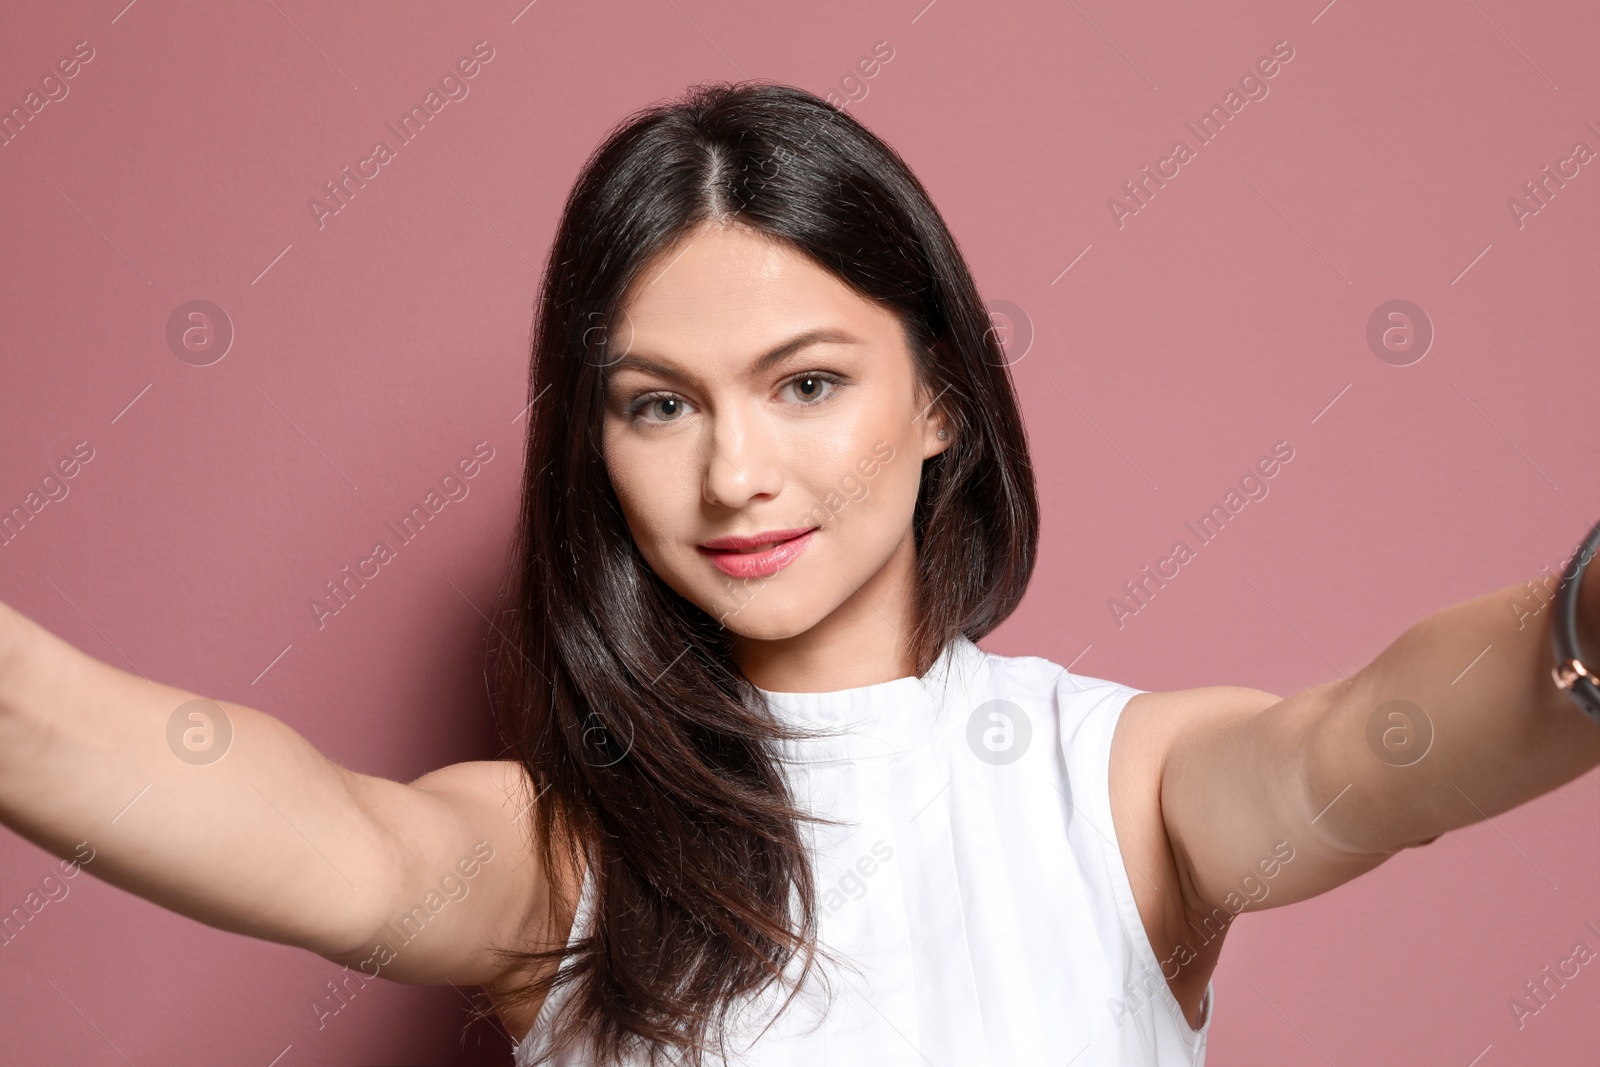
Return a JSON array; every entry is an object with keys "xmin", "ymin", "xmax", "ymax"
[{"xmin": 483, "ymin": 80, "xmax": 1039, "ymax": 1065}]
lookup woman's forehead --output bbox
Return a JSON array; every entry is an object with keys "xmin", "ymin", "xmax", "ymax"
[{"xmin": 618, "ymin": 245, "xmax": 898, "ymax": 363}]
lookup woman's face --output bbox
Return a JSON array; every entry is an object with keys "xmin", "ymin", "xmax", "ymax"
[{"xmin": 600, "ymin": 221, "xmax": 950, "ymax": 661}]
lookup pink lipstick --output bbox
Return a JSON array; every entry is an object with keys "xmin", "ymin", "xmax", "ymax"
[{"xmin": 697, "ymin": 526, "xmax": 817, "ymax": 580}]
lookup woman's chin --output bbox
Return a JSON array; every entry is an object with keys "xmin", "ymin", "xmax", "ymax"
[{"xmin": 705, "ymin": 591, "xmax": 831, "ymax": 642}]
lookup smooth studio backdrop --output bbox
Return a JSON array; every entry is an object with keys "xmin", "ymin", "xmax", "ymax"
[{"xmin": 0, "ymin": 0, "xmax": 1596, "ymax": 1063}]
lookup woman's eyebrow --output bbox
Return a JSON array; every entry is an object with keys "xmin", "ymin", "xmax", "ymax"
[
  {"xmin": 742, "ymin": 327, "xmax": 863, "ymax": 373},
  {"xmin": 607, "ymin": 327, "xmax": 861, "ymax": 383}
]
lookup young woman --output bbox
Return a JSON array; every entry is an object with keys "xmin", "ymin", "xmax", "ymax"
[{"xmin": 1, "ymin": 82, "xmax": 1596, "ymax": 1067}]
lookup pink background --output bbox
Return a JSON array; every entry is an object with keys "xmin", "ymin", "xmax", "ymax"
[{"xmin": 2, "ymin": 0, "xmax": 1597, "ymax": 1063}]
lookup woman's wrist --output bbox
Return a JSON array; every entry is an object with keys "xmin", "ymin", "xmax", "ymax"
[{"xmin": 1581, "ymin": 543, "xmax": 1600, "ymax": 652}]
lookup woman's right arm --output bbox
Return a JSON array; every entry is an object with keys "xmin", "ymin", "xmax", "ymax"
[{"xmin": 0, "ymin": 599, "xmax": 553, "ymax": 986}]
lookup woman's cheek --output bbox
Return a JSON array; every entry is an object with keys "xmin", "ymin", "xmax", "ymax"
[
  {"xmin": 874, "ymin": 454, "xmax": 923, "ymax": 530},
  {"xmin": 622, "ymin": 488, "xmax": 675, "ymax": 560},
  {"xmin": 606, "ymin": 461, "xmax": 661, "ymax": 551}
]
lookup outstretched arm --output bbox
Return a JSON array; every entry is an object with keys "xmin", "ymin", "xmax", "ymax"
[
  {"xmin": 0, "ymin": 599, "xmax": 551, "ymax": 987},
  {"xmin": 1134, "ymin": 565, "xmax": 1600, "ymax": 928}
]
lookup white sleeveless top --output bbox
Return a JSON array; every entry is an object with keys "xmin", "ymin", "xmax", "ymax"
[{"xmin": 515, "ymin": 635, "xmax": 1213, "ymax": 1065}]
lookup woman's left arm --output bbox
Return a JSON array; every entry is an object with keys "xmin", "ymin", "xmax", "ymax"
[{"xmin": 1149, "ymin": 568, "xmax": 1600, "ymax": 917}]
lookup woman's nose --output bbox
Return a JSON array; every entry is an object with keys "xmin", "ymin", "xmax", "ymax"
[{"xmin": 702, "ymin": 403, "xmax": 784, "ymax": 507}]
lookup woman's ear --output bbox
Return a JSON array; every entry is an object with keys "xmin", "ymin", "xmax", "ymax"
[
  {"xmin": 913, "ymin": 382, "xmax": 953, "ymax": 460},
  {"xmin": 911, "ymin": 338, "xmax": 954, "ymax": 458}
]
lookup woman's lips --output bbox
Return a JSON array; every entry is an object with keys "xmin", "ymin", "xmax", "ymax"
[{"xmin": 696, "ymin": 528, "xmax": 816, "ymax": 580}]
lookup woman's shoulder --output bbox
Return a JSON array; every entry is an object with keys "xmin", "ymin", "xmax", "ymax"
[
  {"xmin": 401, "ymin": 760, "xmax": 590, "ymax": 1041},
  {"xmin": 965, "ymin": 641, "xmax": 1141, "ymax": 709},
  {"xmin": 966, "ymin": 637, "xmax": 1287, "ymax": 795}
]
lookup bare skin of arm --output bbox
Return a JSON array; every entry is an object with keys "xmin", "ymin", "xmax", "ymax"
[
  {"xmin": 7, "ymin": 566, "xmax": 1596, "ymax": 1042},
  {"xmin": 1110, "ymin": 572, "xmax": 1600, "ymax": 1028},
  {"xmin": 0, "ymin": 599, "xmax": 569, "ymax": 1034}
]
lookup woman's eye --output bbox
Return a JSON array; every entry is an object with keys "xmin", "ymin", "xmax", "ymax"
[
  {"xmin": 629, "ymin": 393, "xmax": 693, "ymax": 425},
  {"xmin": 782, "ymin": 373, "xmax": 842, "ymax": 405}
]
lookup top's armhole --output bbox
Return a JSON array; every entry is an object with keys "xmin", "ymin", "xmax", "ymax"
[
  {"xmin": 515, "ymin": 863, "xmax": 597, "ymax": 1065},
  {"xmin": 1067, "ymin": 676, "xmax": 1214, "ymax": 1048}
]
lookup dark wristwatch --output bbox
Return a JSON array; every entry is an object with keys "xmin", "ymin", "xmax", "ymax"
[{"xmin": 1551, "ymin": 518, "xmax": 1600, "ymax": 725}]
